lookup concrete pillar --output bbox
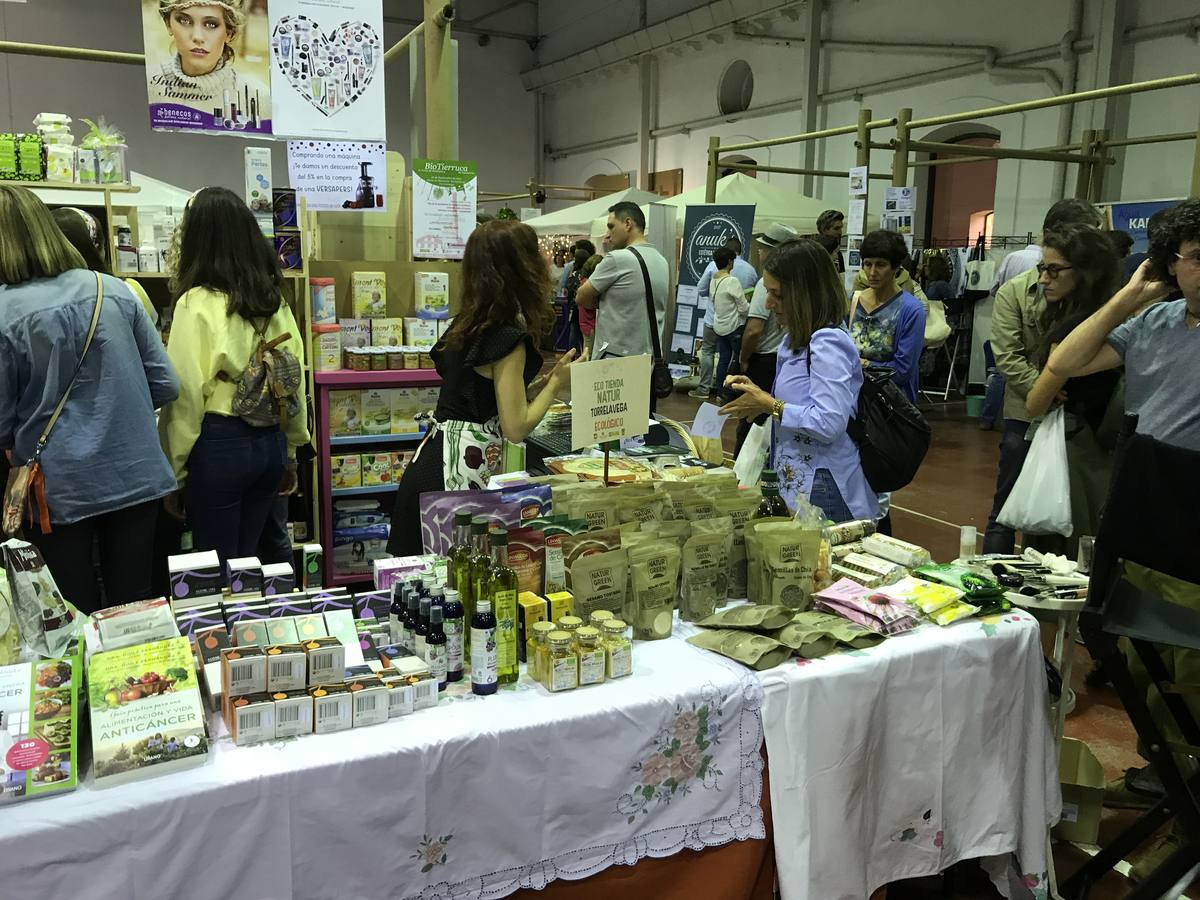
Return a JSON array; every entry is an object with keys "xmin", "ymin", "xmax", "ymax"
[{"xmin": 799, "ymin": 0, "xmax": 822, "ymax": 196}]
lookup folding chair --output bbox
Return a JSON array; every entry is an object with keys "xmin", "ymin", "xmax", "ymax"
[
  {"xmin": 1062, "ymin": 417, "xmax": 1200, "ymax": 899},
  {"xmin": 921, "ymin": 294, "xmax": 973, "ymax": 402}
]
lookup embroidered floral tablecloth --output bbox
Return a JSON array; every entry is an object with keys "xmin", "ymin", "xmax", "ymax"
[
  {"xmin": 0, "ymin": 637, "xmax": 765, "ymax": 900},
  {"xmin": 756, "ymin": 610, "xmax": 1060, "ymax": 900}
]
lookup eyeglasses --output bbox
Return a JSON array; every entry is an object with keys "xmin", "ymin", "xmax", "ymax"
[
  {"xmin": 1036, "ymin": 263, "xmax": 1074, "ymax": 280},
  {"xmin": 1175, "ymin": 252, "xmax": 1200, "ymax": 268}
]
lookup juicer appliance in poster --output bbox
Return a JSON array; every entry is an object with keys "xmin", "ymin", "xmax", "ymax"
[
  {"xmin": 268, "ymin": 0, "xmax": 386, "ymax": 141},
  {"xmin": 143, "ymin": 0, "xmax": 274, "ymax": 136}
]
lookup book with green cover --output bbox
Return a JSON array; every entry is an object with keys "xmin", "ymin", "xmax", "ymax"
[
  {"xmin": 0, "ymin": 641, "xmax": 82, "ymax": 804},
  {"xmin": 88, "ymin": 636, "xmax": 209, "ymax": 787}
]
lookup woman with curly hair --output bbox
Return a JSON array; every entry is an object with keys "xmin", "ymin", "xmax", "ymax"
[
  {"xmin": 1023, "ymin": 223, "xmax": 1121, "ymax": 557},
  {"xmin": 387, "ymin": 220, "xmax": 585, "ymax": 555}
]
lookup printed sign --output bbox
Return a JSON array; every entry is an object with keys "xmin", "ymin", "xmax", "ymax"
[
  {"xmin": 1105, "ymin": 199, "xmax": 1180, "ymax": 253},
  {"xmin": 412, "ymin": 158, "xmax": 478, "ymax": 260},
  {"xmin": 287, "ymin": 140, "xmax": 386, "ymax": 211},
  {"xmin": 678, "ymin": 204, "xmax": 756, "ymax": 287},
  {"xmin": 268, "ymin": 0, "xmax": 386, "ymax": 140},
  {"xmin": 143, "ymin": 0, "xmax": 272, "ymax": 135},
  {"xmin": 570, "ymin": 355, "xmax": 652, "ymax": 450}
]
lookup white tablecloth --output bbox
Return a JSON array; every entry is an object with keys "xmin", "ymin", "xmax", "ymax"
[
  {"xmin": 758, "ymin": 610, "xmax": 1060, "ymax": 900},
  {"xmin": 0, "ymin": 638, "xmax": 765, "ymax": 900}
]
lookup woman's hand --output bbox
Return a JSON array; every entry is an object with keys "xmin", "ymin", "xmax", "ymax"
[
  {"xmin": 548, "ymin": 348, "xmax": 586, "ymax": 393},
  {"xmin": 719, "ymin": 375, "xmax": 776, "ymax": 419},
  {"xmin": 163, "ymin": 490, "xmax": 186, "ymax": 522}
]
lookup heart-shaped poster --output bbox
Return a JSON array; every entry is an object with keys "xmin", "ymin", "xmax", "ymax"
[{"xmin": 271, "ymin": 15, "xmax": 381, "ymax": 117}]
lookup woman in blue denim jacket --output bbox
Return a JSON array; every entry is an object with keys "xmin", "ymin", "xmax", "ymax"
[
  {"xmin": 0, "ymin": 186, "xmax": 179, "ymax": 613},
  {"xmin": 720, "ymin": 238, "xmax": 877, "ymax": 523}
]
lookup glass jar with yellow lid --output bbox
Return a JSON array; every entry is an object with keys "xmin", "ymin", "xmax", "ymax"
[
  {"xmin": 529, "ymin": 620, "xmax": 558, "ymax": 685},
  {"xmin": 601, "ymin": 619, "xmax": 633, "ymax": 678},
  {"xmin": 575, "ymin": 626, "xmax": 606, "ymax": 685},
  {"xmin": 546, "ymin": 631, "xmax": 578, "ymax": 692}
]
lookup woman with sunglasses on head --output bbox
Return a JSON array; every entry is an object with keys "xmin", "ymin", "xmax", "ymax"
[
  {"xmin": 0, "ymin": 186, "xmax": 179, "ymax": 613},
  {"xmin": 719, "ymin": 239, "xmax": 876, "ymax": 524},
  {"xmin": 1023, "ymin": 223, "xmax": 1122, "ymax": 557}
]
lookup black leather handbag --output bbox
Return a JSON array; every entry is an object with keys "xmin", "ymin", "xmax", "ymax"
[{"xmin": 628, "ymin": 246, "xmax": 674, "ymax": 400}]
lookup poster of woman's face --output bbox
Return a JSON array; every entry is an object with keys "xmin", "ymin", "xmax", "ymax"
[{"xmin": 143, "ymin": 0, "xmax": 273, "ymax": 136}]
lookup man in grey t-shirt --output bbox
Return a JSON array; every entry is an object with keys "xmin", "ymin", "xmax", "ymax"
[
  {"xmin": 1049, "ymin": 199, "xmax": 1199, "ymax": 451},
  {"xmin": 576, "ymin": 201, "xmax": 668, "ymax": 365}
]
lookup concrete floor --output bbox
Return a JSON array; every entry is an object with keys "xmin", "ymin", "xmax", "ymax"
[{"xmin": 651, "ymin": 387, "xmax": 1194, "ymax": 899}]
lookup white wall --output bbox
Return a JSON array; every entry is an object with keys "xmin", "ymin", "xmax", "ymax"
[
  {"xmin": 537, "ymin": 0, "xmax": 1200, "ymax": 236},
  {"xmin": 0, "ymin": 0, "xmax": 535, "ymax": 195}
]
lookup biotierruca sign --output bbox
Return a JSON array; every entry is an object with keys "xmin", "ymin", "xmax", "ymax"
[{"xmin": 570, "ymin": 355, "xmax": 652, "ymax": 450}]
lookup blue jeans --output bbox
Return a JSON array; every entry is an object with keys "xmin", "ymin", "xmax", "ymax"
[
  {"xmin": 809, "ymin": 468, "xmax": 854, "ymax": 524},
  {"xmin": 714, "ymin": 325, "xmax": 744, "ymax": 397},
  {"xmin": 186, "ymin": 414, "xmax": 286, "ymax": 566},
  {"xmin": 982, "ymin": 419, "xmax": 1031, "ymax": 554}
]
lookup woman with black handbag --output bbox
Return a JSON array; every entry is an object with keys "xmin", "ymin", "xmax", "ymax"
[
  {"xmin": 0, "ymin": 186, "xmax": 179, "ymax": 613},
  {"xmin": 719, "ymin": 239, "xmax": 877, "ymax": 523}
]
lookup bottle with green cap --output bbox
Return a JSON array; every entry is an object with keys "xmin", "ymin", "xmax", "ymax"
[
  {"xmin": 755, "ymin": 470, "xmax": 790, "ymax": 518},
  {"xmin": 447, "ymin": 510, "xmax": 474, "ymax": 594},
  {"xmin": 484, "ymin": 529, "xmax": 519, "ymax": 684}
]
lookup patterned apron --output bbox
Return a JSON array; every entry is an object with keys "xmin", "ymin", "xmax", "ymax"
[{"xmin": 413, "ymin": 417, "xmax": 505, "ymax": 491}]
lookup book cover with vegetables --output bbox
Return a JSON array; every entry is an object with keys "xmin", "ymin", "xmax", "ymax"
[
  {"xmin": 88, "ymin": 636, "xmax": 209, "ymax": 787},
  {"xmin": 0, "ymin": 642, "xmax": 82, "ymax": 804}
]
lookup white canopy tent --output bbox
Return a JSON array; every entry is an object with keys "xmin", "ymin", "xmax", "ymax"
[
  {"xmin": 524, "ymin": 186, "xmax": 662, "ymax": 236},
  {"xmin": 586, "ymin": 173, "xmax": 878, "ymax": 242}
]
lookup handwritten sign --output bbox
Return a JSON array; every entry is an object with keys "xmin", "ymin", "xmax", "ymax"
[{"xmin": 570, "ymin": 355, "xmax": 652, "ymax": 450}]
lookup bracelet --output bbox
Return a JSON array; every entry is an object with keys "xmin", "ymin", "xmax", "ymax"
[{"xmin": 771, "ymin": 398, "xmax": 785, "ymax": 420}]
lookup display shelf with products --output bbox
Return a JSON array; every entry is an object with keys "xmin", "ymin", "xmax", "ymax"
[
  {"xmin": 330, "ymin": 432, "xmax": 425, "ymax": 447},
  {"xmin": 315, "ymin": 358, "xmax": 441, "ymax": 586},
  {"xmin": 331, "ymin": 484, "xmax": 399, "ymax": 498},
  {"xmin": 315, "ymin": 369, "xmax": 443, "ymax": 387}
]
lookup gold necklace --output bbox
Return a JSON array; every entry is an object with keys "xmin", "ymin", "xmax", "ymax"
[{"xmin": 1187, "ymin": 308, "xmax": 1200, "ymax": 329}]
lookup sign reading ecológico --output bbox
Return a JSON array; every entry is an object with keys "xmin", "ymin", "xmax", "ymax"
[{"xmin": 570, "ymin": 355, "xmax": 652, "ymax": 451}]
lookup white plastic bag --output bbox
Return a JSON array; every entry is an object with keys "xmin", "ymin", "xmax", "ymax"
[
  {"xmin": 733, "ymin": 421, "xmax": 771, "ymax": 488},
  {"xmin": 997, "ymin": 407, "xmax": 1073, "ymax": 536}
]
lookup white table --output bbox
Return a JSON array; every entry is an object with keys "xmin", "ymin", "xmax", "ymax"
[
  {"xmin": 757, "ymin": 610, "xmax": 1060, "ymax": 900},
  {"xmin": 0, "ymin": 637, "xmax": 765, "ymax": 900}
]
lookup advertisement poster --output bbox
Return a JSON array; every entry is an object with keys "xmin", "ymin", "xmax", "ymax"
[
  {"xmin": 678, "ymin": 204, "xmax": 756, "ymax": 287},
  {"xmin": 268, "ymin": 0, "xmax": 386, "ymax": 140},
  {"xmin": 412, "ymin": 158, "xmax": 478, "ymax": 260},
  {"xmin": 1106, "ymin": 199, "xmax": 1180, "ymax": 252},
  {"xmin": 287, "ymin": 140, "xmax": 386, "ymax": 211},
  {"xmin": 143, "ymin": 0, "xmax": 273, "ymax": 135},
  {"xmin": 570, "ymin": 355, "xmax": 652, "ymax": 451},
  {"xmin": 672, "ymin": 204, "xmax": 754, "ymax": 363}
]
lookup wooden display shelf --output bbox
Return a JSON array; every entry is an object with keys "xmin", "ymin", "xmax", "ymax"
[
  {"xmin": 329, "ymin": 432, "xmax": 425, "ymax": 447},
  {"xmin": 2, "ymin": 179, "xmax": 139, "ymax": 193},
  {"xmin": 314, "ymin": 369, "xmax": 441, "ymax": 386}
]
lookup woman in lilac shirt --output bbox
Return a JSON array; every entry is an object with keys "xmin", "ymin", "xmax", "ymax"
[{"xmin": 721, "ymin": 239, "xmax": 877, "ymax": 522}]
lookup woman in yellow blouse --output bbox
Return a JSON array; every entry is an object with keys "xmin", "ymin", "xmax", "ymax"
[{"xmin": 158, "ymin": 187, "xmax": 309, "ymax": 564}]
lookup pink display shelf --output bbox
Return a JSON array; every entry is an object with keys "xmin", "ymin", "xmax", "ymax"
[
  {"xmin": 315, "ymin": 369, "xmax": 442, "ymax": 387},
  {"xmin": 315, "ymin": 368, "xmax": 441, "ymax": 585}
]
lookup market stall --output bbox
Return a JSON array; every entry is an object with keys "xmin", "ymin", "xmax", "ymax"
[
  {"xmin": 523, "ymin": 186, "xmax": 662, "ymax": 236},
  {"xmin": 0, "ymin": 601, "xmax": 1056, "ymax": 900}
]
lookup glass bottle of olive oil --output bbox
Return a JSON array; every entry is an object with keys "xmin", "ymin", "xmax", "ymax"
[
  {"xmin": 447, "ymin": 511, "xmax": 474, "ymax": 594},
  {"xmin": 484, "ymin": 530, "xmax": 520, "ymax": 685}
]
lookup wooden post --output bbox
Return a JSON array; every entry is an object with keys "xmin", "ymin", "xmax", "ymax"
[
  {"xmin": 892, "ymin": 107, "xmax": 912, "ymax": 187},
  {"xmin": 856, "ymin": 107, "xmax": 872, "ymax": 213},
  {"xmin": 1089, "ymin": 130, "xmax": 1109, "ymax": 202},
  {"xmin": 1075, "ymin": 129, "xmax": 1096, "ymax": 199},
  {"xmin": 424, "ymin": 1, "xmax": 454, "ymax": 160},
  {"xmin": 705, "ymin": 136, "xmax": 720, "ymax": 202},
  {"xmin": 1192, "ymin": 110, "xmax": 1200, "ymax": 198}
]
